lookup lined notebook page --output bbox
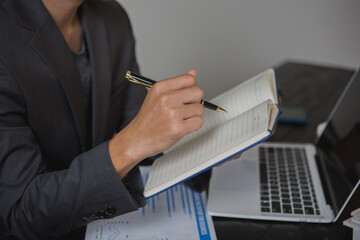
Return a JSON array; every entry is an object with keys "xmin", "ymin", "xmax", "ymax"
[
  {"xmin": 168, "ymin": 69, "xmax": 275, "ymax": 151},
  {"xmin": 146, "ymin": 101, "xmax": 270, "ymax": 193}
]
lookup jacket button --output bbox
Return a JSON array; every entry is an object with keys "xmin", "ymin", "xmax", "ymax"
[
  {"xmin": 89, "ymin": 214, "xmax": 98, "ymax": 221},
  {"xmin": 97, "ymin": 210, "xmax": 107, "ymax": 219},
  {"xmin": 105, "ymin": 206, "xmax": 116, "ymax": 216}
]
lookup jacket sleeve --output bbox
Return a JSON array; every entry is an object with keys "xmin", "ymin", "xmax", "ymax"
[{"xmin": 0, "ymin": 61, "xmax": 144, "ymax": 239}]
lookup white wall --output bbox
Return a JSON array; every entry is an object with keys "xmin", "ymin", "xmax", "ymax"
[{"xmin": 118, "ymin": 0, "xmax": 360, "ymax": 98}]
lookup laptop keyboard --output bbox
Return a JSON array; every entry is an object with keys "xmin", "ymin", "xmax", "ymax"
[{"xmin": 259, "ymin": 146, "xmax": 320, "ymax": 215}]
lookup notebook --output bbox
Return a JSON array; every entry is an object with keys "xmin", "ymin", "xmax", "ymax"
[
  {"xmin": 207, "ymin": 68, "xmax": 360, "ymax": 223},
  {"xmin": 143, "ymin": 69, "xmax": 281, "ymax": 198}
]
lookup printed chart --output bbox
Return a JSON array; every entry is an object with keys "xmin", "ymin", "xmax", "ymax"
[{"xmin": 85, "ymin": 166, "xmax": 216, "ymax": 240}]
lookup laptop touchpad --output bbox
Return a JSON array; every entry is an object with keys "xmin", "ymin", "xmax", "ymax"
[
  {"xmin": 209, "ymin": 157, "xmax": 261, "ymax": 215},
  {"xmin": 211, "ymin": 157, "xmax": 259, "ymax": 191}
]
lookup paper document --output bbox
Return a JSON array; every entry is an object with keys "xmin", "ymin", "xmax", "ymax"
[{"xmin": 85, "ymin": 166, "xmax": 217, "ymax": 240}]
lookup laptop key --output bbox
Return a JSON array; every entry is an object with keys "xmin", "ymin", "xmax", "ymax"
[
  {"xmin": 280, "ymin": 176, "xmax": 287, "ymax": 182},
  {"xmin": 293, "ymin": 203, "xmax": 302, "ymax": 208},
  {"xmin": 281, "ymin": 193, "xmax": 290, "ymax": 198},
  {"xmin": 269, "ymin": 172, "xmax": 277, "ymax": 177},
  {"xmin": 283, "ymin": 199, "xmax": 291, "ymax": 204},
  {"xmin": 261, "ymin": 207, "xmax": 270, "ymax": 212},
  {"xmin": 290, "ymin": 177, "xmax": 297, "ymax": 182},
  {"xmin": 300, "ymin": 181, "xmax": 308, "ymax": 186},
  {"xmin": 281, "ymin": 188, "xmax": 289, "ymax": 193},
  {"xmin": 282, "ymin": 204, "xmax": 292, "ymax": 213},
  {"xmin": 270, "ymin": 180, "xmax": 278, "ymax": 185},
  {"xmin": 294, "ymin": 209, "xmax": 304, "ymax": 214},
  {"xmin": 271, "ymin": 201, "xmax": 281, "ymax": 213},
  {"xmin": 260, "ymin": 163, "xmax": 268, "ymax": 184},
  {"xmin": 292, "ymin": 193, "xmax": 301, "ymax": 198},
  {"xmin": 305, "ymin": 207, "xmax": 314, "ymax": 215}
]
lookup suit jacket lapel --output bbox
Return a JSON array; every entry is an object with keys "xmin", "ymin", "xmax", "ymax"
[
  {"xmin": 82, "ymin": 2, "xmax": 112, "ymax": 146},
  {"xmin": 14, "ymin": 0, "xmax": 88, "ymax": 151}
]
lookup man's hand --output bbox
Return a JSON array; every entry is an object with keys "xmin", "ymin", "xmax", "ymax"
[{"xmin": 109, "ymin": 70, "xmax": 205, "ymax": 178}]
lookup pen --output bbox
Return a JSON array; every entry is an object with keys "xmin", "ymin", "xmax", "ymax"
[{"xmin": 125, "ymin": 71, "xmax": 227, "ymax": 113}]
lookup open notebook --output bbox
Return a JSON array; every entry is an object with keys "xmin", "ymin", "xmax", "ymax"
[{"xmin": 144, "ymin": 69, "xmax": 281, "ymax": 198}]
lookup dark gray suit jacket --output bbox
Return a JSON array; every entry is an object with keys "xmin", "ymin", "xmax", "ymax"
[{"xmin": 0, "ymin": 0, "xmax": 148, "ymax": 238}]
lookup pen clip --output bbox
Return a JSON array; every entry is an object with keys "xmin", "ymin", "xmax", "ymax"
[{"xmin": 125, "ymin": 71, "xmax": 154, "ymax": 88}]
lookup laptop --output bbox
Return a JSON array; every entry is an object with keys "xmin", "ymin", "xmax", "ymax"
[{"xmin": 207, "ymin": 68, "xmax": 360, "ymax": 223}]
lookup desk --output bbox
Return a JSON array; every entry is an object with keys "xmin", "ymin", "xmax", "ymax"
[
  {"xmin": 213, "ymin": 61, "xmax": 355, "ymax": 240},
  {"xmin": 60, "ymin": 61, "xmax": 355, "ymax": 240}
]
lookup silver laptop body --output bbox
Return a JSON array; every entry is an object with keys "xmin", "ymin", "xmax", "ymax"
[{"xmin": 207, "ymin": 69, "xmax": 360, "ymax": 223}]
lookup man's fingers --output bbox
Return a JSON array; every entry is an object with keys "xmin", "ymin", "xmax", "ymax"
[
  {"xmin": 230, "ymin": 153, "xmax": 242, "ymax": 160},
  {"xmin": 155, "ymin": 71, "xmax": 197, "ymax": 91},
  {"xmin": 173, "ymin": 86, "xmax": 204, "ymax": 105},
  {"xmin": 216, "ymin": 153, "xmax": 242, "ymax": 167},
  {"xmin": 182, "ymin": 103, "xmax": 205, "ymax": 120},
  {"xmin": 187, "ymin": 69, "xmax": 197, "ymax": 78},
  {"xmin": 183, "ymin": 116, "xmax": 203, "ymax": 135}
]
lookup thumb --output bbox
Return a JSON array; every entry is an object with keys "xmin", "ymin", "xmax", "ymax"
[{"xmin": 187, "ymin": 69, "xmax": 197, "ymax": 78}]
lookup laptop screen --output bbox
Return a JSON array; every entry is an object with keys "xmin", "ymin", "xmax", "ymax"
[{"xmin": 316, "ymin": 69, "xmax": 360, "ymax": 216}]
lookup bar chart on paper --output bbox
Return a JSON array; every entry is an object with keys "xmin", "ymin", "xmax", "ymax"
[{"xmin": 85, "ymin": 166, "xmax": 217, "ymax": 240}]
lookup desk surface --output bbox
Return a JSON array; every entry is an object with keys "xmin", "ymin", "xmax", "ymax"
[
  {"xmin": 213, "ymin": 61, "xmax": 355, "ymax": 240},
  {"xmin": 59, "ymin": 61, "xmax": 355, "ymax": 240}
]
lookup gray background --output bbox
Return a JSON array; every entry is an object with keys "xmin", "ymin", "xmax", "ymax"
[{"xmin": 118, "ymin": 0, "xmax": 360, "ymax": 98}]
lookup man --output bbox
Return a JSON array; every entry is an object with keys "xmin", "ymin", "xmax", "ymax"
[{"xmin": 0, "ymin": 0, "xmax": 204, "ymax": 238}]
